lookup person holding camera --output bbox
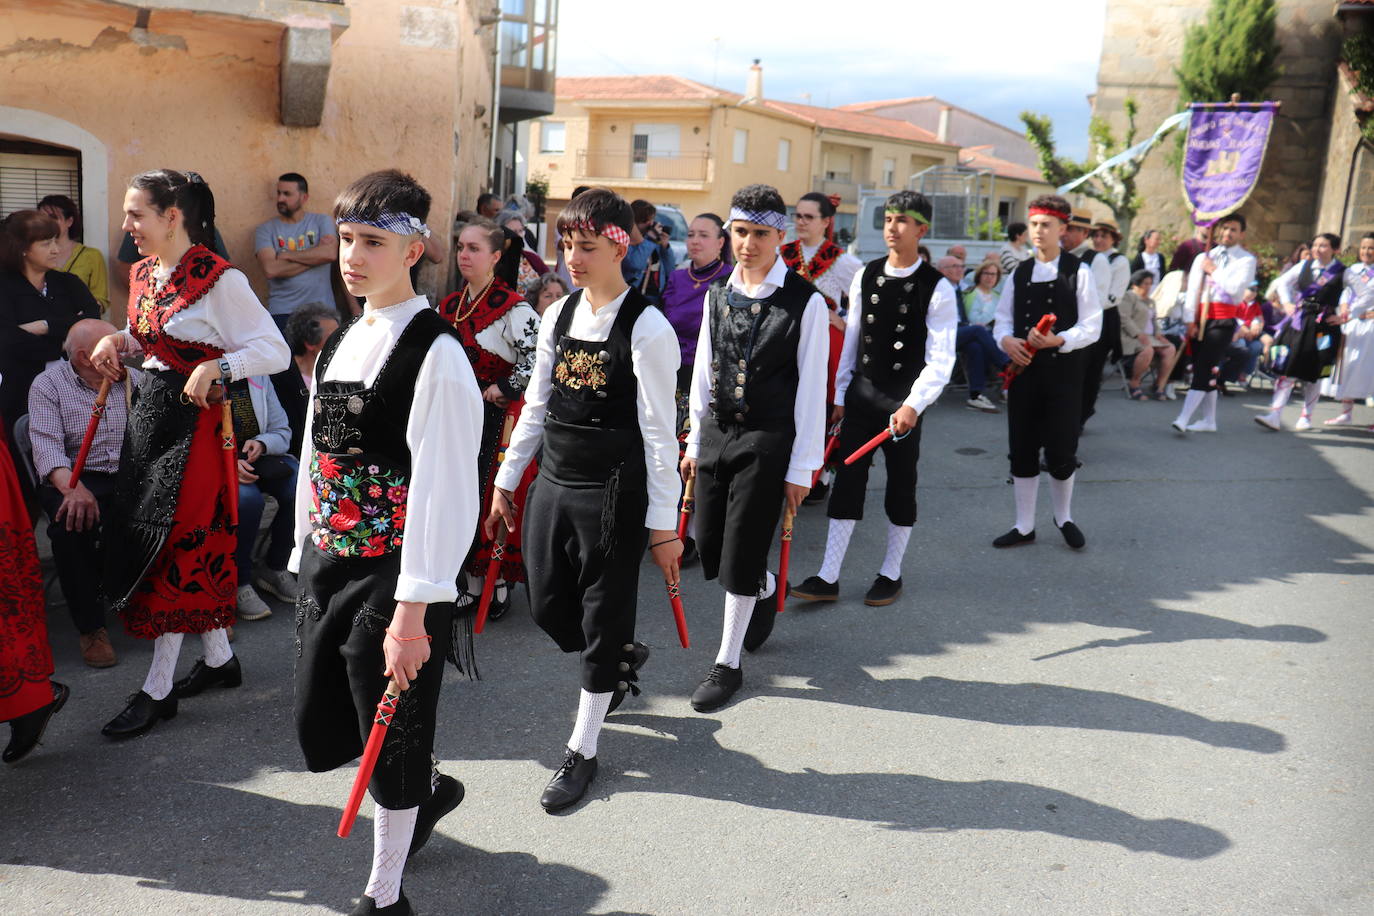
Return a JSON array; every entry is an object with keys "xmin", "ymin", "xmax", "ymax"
[{"xmin": 621, "ymin": 199, "xmax": 676, "ymax": 303}]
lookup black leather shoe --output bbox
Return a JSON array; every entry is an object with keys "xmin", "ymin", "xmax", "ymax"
[
  {"xmin": 1057, "ymin": 521, "xmax": 1086, "ymax": 549},
  {"xmin": 410, "ymin": 773, "xmax": 464, "ymax": 856},
  {"xmin": 173, "ymin": 654, "xmax": 242, "ymax": 698},
  {"xmin": 690, "ymin": 663, "xmax": 743, "ymax": 712},
  {"xmin": 992, "ymin": 528, "xmax": 1035, "ymax": 548},
  {"xmin": 864, "ymin": 575, "xmax": 903, "ymax": 607},
  {"xmin": 607, "ymin": 642, "xmax": 650, "ymax": 714},
  {"xmin": 742, "ymin": 595, "xmax": 777, "ymax": 653},
  {"xmin": 350, "ymin": 889, "xmax": 412, "ymax": 915},
  {"xmin": 803, "ymin": 479, "xmax": 829, "ymax": 505},
  {"xmin": 679, "ymin": 536, "xmax": 699, "ymax": 567},
  {"xmin": 102, "ymin": 691, "xmax": 178, "ymax": 739},
  {"xmin": 4, "ymin": 682, "xmax": 69, "ymax": 763},
  {"xmin": 540, "ymin": 749, "xmax": 597, "ymax": 812},
  {"xmin": 487, "ymin": 584, "xmax": 511, "ymax": 622},
  {"xmin": 789, "ymin": 575, "xmax": 838, "ymax": 602}
]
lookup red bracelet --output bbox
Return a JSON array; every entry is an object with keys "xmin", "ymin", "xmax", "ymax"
[{"xmin": 386, "ymin": 629, "xmax": 431, "ymax": 643}]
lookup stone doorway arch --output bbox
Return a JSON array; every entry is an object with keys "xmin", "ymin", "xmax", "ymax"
[{"xmin": 0, "ymin": 106, "xmax": 109, "ymax": 257}]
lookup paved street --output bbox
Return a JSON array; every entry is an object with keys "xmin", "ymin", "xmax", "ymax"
[{"xmin": 3, "ymin": 382, "xmax": 1372, "ymax": 915}]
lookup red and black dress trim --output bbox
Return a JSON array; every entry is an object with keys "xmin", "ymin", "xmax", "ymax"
[
  {"xmin": 128, "ymin": 245, "xmax": 230, "ymax": 374},
  {"xmin": 438, "ymin": 278, "xmax": 522, "ymax": 389},
  {"xmin": 781, "ymin": 240, "xmax": 844, "ymax": 309}
]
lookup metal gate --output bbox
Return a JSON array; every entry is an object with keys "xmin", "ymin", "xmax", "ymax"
[{"xmin": 0, "ymin": 167, "xmax": 81, "ymax": 217}]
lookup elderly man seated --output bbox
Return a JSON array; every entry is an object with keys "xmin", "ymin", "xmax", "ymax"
[
  {"xmin": 27, "ymin": 318, "xmax": 134, "ymax": 667},
  {"xmin": 1119, "ymin": 269, "xmax": 1180, "ymax": 401},
  {"xmin": 940, "ymin": 255, "xmax": 1007, "ymax": 412}
]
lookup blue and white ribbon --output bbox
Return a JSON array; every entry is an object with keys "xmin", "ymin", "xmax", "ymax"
[
  {"xmin": 729, "ymin": 207, "xmax": 787, "ymax": 232},
  {"xmin": 336, "ymin": 210, "xmax": 432, "ymax": 238}
]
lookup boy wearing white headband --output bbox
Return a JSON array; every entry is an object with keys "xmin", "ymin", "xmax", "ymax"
[
  {"xmin": 681, "ymin": 183, "xmax": 828, "ymax": 712},
  {"xmin": 790, "ymin": 190, "xmax": 957, "ymax": 608},
  {"xmin": 290, "ymin": 170, "xmax": 484, "ymax": 916}
]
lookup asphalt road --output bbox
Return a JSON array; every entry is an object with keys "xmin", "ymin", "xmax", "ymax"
[{"xmin": 3, "ymin": 382, "xmax": 1372, "ymax": 915}]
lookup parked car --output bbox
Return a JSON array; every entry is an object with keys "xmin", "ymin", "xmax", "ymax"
[{"xmin": 652, "ymin": 203, "xmax": 689, "ymax": 265}]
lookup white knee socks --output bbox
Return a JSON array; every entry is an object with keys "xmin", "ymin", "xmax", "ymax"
[
  {"xmin": 715, "ymin": 591, "xmax": 754, "ymax": 669},
  {"xmin": 879, "ymin": 524, "xmax": 913, "ymax": 580},
  {"xmin": 1176, "ymin": 389, "xmax": 1206, "ymax": 427},
  {"xmin": 142, "ymin": 632, "xmax": 183, "ymax": 700},
  {"xmin": 1200, "ymin": 390, "xmax": 1219, "ymax": 427},
  {"xmin": 1301, "ymin": 382, "xmax": 1321, "ymax": 416},
  {"xmin": 567, "ymin": 689, "xmax": 613, "ymax": 759},
  {"xmin": 201, "ymin": 628, "xmax": 233, "ymax": 668},
  {"xmin": 1013, "ymin": 475, "xmax": 1039, "ymax": 535},
  {"xmin": 1270, "ymin": 377, "xmax": 1296, "ymax": 412},
  {"xmin": 816, "ymin": 518, "xmax": 856, "ymax": 582},
  {"xmin": 364, "ymin": 804, "xmax": 417, "ymax": 908},
  {"xmin": 1049, "ymin": 473, "xmax": 1075, "ymax": 526}
]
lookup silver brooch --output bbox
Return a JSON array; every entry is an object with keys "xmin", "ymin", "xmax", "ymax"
[
  {"xmin": 895, "ymin": 324, "xmax": 906, "ymax": 332},
  {"xmin": 347, "ymin": 395, "xmax": 364, "ymax": 414},
  {"xmin": 598, "ymin": 350, "xmax": 610, "ymax": 363},
  {"xmin": 870, "ymin": 294, "xmax": 880, "ymax": 304},
  {"xmin": 893, "ymin": 341, "xmax": 904, "ymax": 350},
  {"xmin": 750, "ymin": 303, "xmax": 761, "ymax": 315},
  {"xmin": 893, "ymin": 362, "xmax": 902, "ymax": 370},
  {"xmin": 898, "ymin": 305, "xmax": 909, "ymax": 314},
  {"xmin": 866, "ymin": 313, "xmax": 876, "ymax": 324},
  {"xmin": 734, "ymin": 386, "xmax": 745, "ymax": 399},
  {"xmin": 904, "ymin": 282, "xmax": 914, "ymax": 292},
  {"xmin": 876, "ymin": 276, "xmax": 887, "ymax": 287}
]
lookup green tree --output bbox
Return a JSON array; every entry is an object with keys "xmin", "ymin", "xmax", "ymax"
[
  {"xmin": 1175, "ymin": 0, "xmax": 1282, "ymax": 105},
  {"xmin": 1021, "ymin": 97, "xmax": 1144, "ymax": 242}
]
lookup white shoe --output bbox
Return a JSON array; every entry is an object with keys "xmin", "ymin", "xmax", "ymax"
[
  {"xmin": 1164, "ymin": 382, "xmax": 1178, "ymax": 401},
  {"xmin": 1171, "ymin": 418, "xmax": 1189, "ymax": 434},
  {"xmin": 253, "ymin": 567, "xmax": 298, "ymax": 602},
  {"xmin": 1324, "ymin": 413, "xmax": 1353, "ymax": 427},
  {"xmin": 1185, "ymin": 420, "xmax": 1217, "ymax": 433},
  {"xmin": 236, "ymin": 584, "xmax": 272, "ymax": 621},
  {"xmin": 966, "ymin": 394, "xmax": 999, "ymax": 413},
  {"xmin": 1295, "ymin": 414, "xmax": 1312, "ymax": 431},
  {"xmin": 1254, "ymin": 412, "xmax": 1281, "ymax": 431}
]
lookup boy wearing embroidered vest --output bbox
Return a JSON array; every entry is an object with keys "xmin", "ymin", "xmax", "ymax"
[
  {"xmin": 991, "ymin": 194, "xmax": 1102, "ymax": 551},
  {"xmin": 289, "ymin": 171, "xmax": 484, "ymax": 916},
  {"xmin": 790, "ymin": 191, "xmax": 957, "ymax": 607},
  {"xmin": 487, "ymin": 188, "xmax": 682, "ymax": 813},
  {"xmin": 681, "ymin": 184, "xmax": 828, "ymax": 712}
]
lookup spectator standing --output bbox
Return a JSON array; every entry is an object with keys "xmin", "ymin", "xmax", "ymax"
[
  {"xmin": 952, "ymin": 258, "xmax": 1008, "ymax": 412},
  {"xmin": 272, "ymin": 302, "xmax": 339, "ymax": 456},
  {"xmin": 253, "ymin": 173, "xmax": 339, "ymax": 331},
  {"xmin": 476, "ymin": 192, "xmax": 502, "ymax": 220},
  {"xmin": 1169, "ymin": 222, "xmax": 1212, "ymax": 275},
  {"xmin": 1065, "ymin": 210, "xmax": 1094, "ymax": 258},
  {"xmin": 523, "ymin": 273, "xmax": 567, "ymax": 316},
  {"xmin": 38, "ymin": 194, "xmax": 109, "ymax": 313},
  {"xmin": 0, "ymin": 210, "xmax": 101, "ymax": 443},
  {"xmin": 28, "ymin": 318, "xmax": 131, "ymax": 667},
  {"xmin": 662, "ymin": 213, "xmax": 731, "ymax": 433},
  {"xmin": 1321, "ymin": 232, "xmax": 1374, "ymax": 426},
  {"xmin": 1131, "ymin": 229, "xmax": 1165, "ymax": 286},
  {"xmin": 230, "ymin": 375, "xmax": 298, "ymax": 621},
  {"xmin": 622, "ymin": 199, "xmax": 677, "ymax": 302},
  {"xmin": 1118, "ymin": 270, "xmax": 1178, "ymax": 401},
  {"xmin": 1080, "ymin": 219, "xmax": 1129, "ymax": 428},
  {"xmin": 999, "ymin": 222, "xmax": 1032, "ymax": 275}
]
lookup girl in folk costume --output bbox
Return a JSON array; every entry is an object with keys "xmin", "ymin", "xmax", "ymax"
[
  {"xmin": 1257, "ymin": 232, "xmax": 1347, "ymax": 431},
  {"xmin": 290, "ymin": 171, "xmax": 484, "ymax": 916},
  {"xmin": 662, "ymin": 213, "xmax": 732, "ymax": 434},
  {"xmin": 487, "ymin": 188, "xmax": 681, "ymax": 812},
  {"xmin": 1, "ymin": 388, "xmax": 68, "ymax": 763},
  {"xmin": 1322, "ymin": 233, "xmax": 1374, "ymax": 427},
  {"xmin": 438, "ymin": 219, "xmax": 540, "ymax": 619},
  {"xmin": 91, "ymin": 170, "xmax": 289, "ymax": 739}
]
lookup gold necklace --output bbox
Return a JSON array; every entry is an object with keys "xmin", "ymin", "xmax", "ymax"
[{"xmin": 455, "ymin": 275, "xmax": 496, "ymax": 324}]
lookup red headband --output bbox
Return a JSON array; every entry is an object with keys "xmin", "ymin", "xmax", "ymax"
[
  {"xmin": 1029, "ymin": 206, "xmax": 1070, "ymax": 223},
  {"xmin": 565, "ymin": 219, "xmax": 629, "ymax": 247}
]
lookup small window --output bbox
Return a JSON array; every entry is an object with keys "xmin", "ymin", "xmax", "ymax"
[
  {"xmin": 777, "ymin": 138, "xmax": 791, "ymax": 172},
  {"xmin": 733, "ymin": 129, "xmax": 749, "ymax": 165},
  {"xmin": 540, "ymin": 121, "xmax": 566, "ymax": 154},
  {"xmin": 883, "ymin": 157, "xmax": 896, "ymax": 187}
]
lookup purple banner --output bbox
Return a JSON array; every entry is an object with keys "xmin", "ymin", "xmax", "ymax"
[{"xmin": 1183, "ymin": 102, "xmax": 1277, "ymax": 223}]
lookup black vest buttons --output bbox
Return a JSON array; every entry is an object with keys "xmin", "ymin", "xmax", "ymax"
[
  {"xmin": 738, "ymin": 359, "xmax": 746, "ymax": 369},
  {"xmin": 596, "ymin": 389, "xmax": 608, "ymax": 398},
  {"xmin": 750, "ymin": 303, "xmax": 761, "ymax": 315},
  {"xmin": 895, "ymin": 324, "xmax": 906, "ymax": 332},
  {"xmin": 866, "ymin": 313, "xmax": 875, "ymax": 324},
  {"xmin": 876, "ymin": 275, "xmax": 887, "ymax": 286},
  {"xmin": 893, "ymin": 362, "xmax": 902, "ymax": 371},
  {"xmin": 347, "ymin": 395, "xmax": 364, "ymax": 414},
  {"xmin": 348, "ymin": 447, "xmax": 363, "ymax": 454},
  {"xmin": 598, "ymin": 350, "xmax": 610, "ymax": 363},
  {"xmin": 864, "ymin": 335, "xmax": 873, "ymax": 344},
  {"xmin": 904, "ymin": 282, "xmax": 914, "ymax": 292},
  {"xmin": 893, "ymin": 341, "xmax": 904, "ymax": 350},
  {"xmin": 862, "ymin": 354, "xmax": 871, "ymax": 365},
  {"xmin": 898, "ymin": 305, "xmax": 909, "ymax": 314},
  {"xmin": 712, "ymin": 360, "xmax": 719, "ymax": 371},
  {"xmin": 870, "ymin": 294, "xmax": 880, "ymax": 304},
  {"xmin": 736, "ymin": 373, "xmax": 746, "ymax": 385},
  {"xmin": 734, "ymin": 386, "xmax": 744, "ymax": 399}
]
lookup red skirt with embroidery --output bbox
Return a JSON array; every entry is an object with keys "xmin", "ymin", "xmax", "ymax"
[
  {"xmin": 0, "ymin": 433, "xmax": 52, "ymax": 722},
  {"xmin": 120, "ymin": 406, "xmax": 237, "ymax": 638},
  {"xmin": 468, "ymin": 397, "xmax": 537, "ymax": 583}
]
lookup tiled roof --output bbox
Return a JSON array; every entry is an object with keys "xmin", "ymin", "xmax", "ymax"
[
  {"xmin": 757, "ymin": 99, "xmax": 949, "ymax": 146},
  {"xmin": 836, "ymin": 96, "xmax": 936, "ymax": 112},
  {"xmin": 958, "ymin": 145, "xmax": 1045, "ymax": 183},
  {"xmin": 556, "ymin": 75, "xmax": 736, "ymax": 101}
]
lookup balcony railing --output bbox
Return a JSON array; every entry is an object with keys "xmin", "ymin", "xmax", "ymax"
[
  {"xmin": 812, "ymin": 175, "xmax": 861, "ymax": 203},
  {"xmin": 577, "ymin": 150, "xmax": 711, "ymax": 182}
]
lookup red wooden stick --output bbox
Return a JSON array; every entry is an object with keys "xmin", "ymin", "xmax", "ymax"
[
  {"xmin": 337, "ymin": 680, "xmax": 400, "ymax": 838},
  {"xmin": 844, "ymin": 428, "xmax": 892, "ymax": 466},
  {"xmin": 68, "ymin": 378, "xmax": 112, "ymax": 488},
  {"xmin": 776, "ymin": 506, "xmax": 795, "ymax": 614},
  {"xmin": 666, "ymin": 581, "xmax": 689, "ymax": 648},
  {"xmin": 677, "ymin": 476, "xmax": 695, "ymax": 542},
  {"xmin": 811, "ymin": 426, "xmax": 841, "ymax": 488},
  {"xmin": 473, "ymin": 526, "xmax": 508, "ymax": 635},
  {"xmin": 998, "ymin": 313, "xmax": 1057, "ymax": 391},
  {"xmin": 220, "ymin": 398, "xmax": 238, "ymax": 526}
]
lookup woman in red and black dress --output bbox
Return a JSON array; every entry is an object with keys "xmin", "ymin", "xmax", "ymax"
[
  {"xmin": 0, "ymin": 378, "xmax": 67, "ymax": 763},
  {"xmin": 439, "ymin": 218, "xmax": 539, "ymax": 620},
  {"xmin": 91, "ymin": 170, "xmax": 288, "ymax": 738}
]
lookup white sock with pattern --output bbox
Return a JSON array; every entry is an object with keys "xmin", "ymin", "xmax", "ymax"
[
  {"xmin": 1200, "ymin": 390, "xmax": 1219, "ymax": 426},
  {"xmin": 816, "ymin": 518, "xmax": 856, "ymax": 582},
  {"xmin": 879, "ymin": 524, "xmax": 913, "ymax": 580},
  {"xmin": 567, "ymin": 689, "xmax": 613, "ymax": 759},
  {"xmin": 1175, "ymin": 389, "xmax": 1205, "ymax": 426},
  {"xmin": 715, "ymin": 592, "xmax": 754, "ymax": 669},
  {"xmin": 1269, "ymin": 377, "xmax": 1295, "ymax": 412},
  {"xmin": 1302, "ymin": 382, "xmax": 1321, "ymax": 416},
  {"xmin": 1049, "ymin": 473, "xmax": 1076, "ymax": 526},
  {"xmin": 364, "ymin": 804, "xmax": 417, "ymax": 908},
  {"xmin": 141, "ymin": 633, "xmax": 183, "ymax": 701},
  {"xmin": 1013, "ymin": 475, "xmax": 1039, "ymax": 535},
  {"xmin": 200, "ymin": 628, "xmax": 233, "ymax": 668},
  {"xmin": 756, "ymin": 570, "xmax": 776, "ymax": 600}
]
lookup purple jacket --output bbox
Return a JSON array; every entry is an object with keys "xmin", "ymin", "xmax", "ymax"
[{"xmin": 661, "ymin": 260, "xmax": 730, "ymax": 367}]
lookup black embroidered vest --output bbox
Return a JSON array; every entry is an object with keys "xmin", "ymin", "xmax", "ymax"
[
  {"xmin": 1012, "ymin": 253, "xmax": 1082, "ymax": 341},
  {"xmin": 856, "ymin": 258, "xmax": 941, "ymax": 400},
  {"xmin": 1296, "ymin": 260, "xmax": 1345, "ymax": 313},
  {"xmin": 308, "ymin": 308, "xmax": 459, "ymax": 558},
  {"xmin": 707, "ymin": 270, "xmax": 816, "ymax": 427}
]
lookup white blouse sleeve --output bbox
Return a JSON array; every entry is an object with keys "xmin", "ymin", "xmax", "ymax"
[
  {"xmin": 501, "ymin": 303, "xmax": 541, "ymax": 395},
  {"xmin": 903, "ymin": 278, "xmax": 957, "ymax": 414},
  {"xmin": 1276, "ymin": 262, "xmax": 1304, "ymax": 307},
  {"xmin": 397, "ymin": 334, "xmax": 485, "ymax": 603},
  {"xmin": 208, "ymin": 269, "xmax": 291, "ymax": 380},
  {"xmin": 1058, "ymin": 264, "xmax": 1103, "ymax": 353},
  {"xmin": 495, "ymin": 297, "xmax": 562, "ymax": 491}
]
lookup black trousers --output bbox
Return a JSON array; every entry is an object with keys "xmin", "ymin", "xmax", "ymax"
[
  {"xmin": 294, "ymin": 548, "xmax": 454, "ymax": 810},
  {"xmin": 39, "ymin": 473, "xmax": 116, "ymax": 635},
  {"xmin": 828, "ymin": 399, "xmax": 922, "ymax": 526},
  {"xmin": 1080, "ymin": 306, "xmax": 1120, "ymax": 426},
  {"xmin": 1007, "ymin": 351, "xmax": 1084, "ymax": 481},
  {"xmin": 1189, "ymin": 318, "xmax": 1237, "ymax": 392},
  {"xmin": 522, "ymin": 473, "xmax": 649, "ymax": 693},
  {"xmin": 695, "ymin": 423, "xmax": 792, "ymax": 596}
]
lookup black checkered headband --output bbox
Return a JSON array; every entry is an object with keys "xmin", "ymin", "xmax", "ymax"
[
  {"xmin": 728, "ymin": 207, "xmax": 787, "ymax": 231},
  {"xmin": 335, "ymin": 210, "xmax": 432, "ymax": 238}
]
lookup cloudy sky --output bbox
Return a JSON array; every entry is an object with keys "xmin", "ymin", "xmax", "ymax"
[{"xmin": 556, "ymin": 0, "xmax": 1108, "ymax": 161}]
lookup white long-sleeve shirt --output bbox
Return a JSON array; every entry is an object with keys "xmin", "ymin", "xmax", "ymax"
[
  {"xmin": 1341, "ymin": 262, "xmax": 1374, "ymax": 318},
  {"xmin": 833, "ymin": 258, "xmax": 958, "ymax": 415},
  {"xmin": 287, "ymin": 296, "xmax": 484, "ymax": 604},
  {"xmin": 992, "ymin": 254, "xmax": 1102, "ymax": 353},
  {"xmin": 1275, "ymin": 257, "xmax": 1339, "ymax": 309},
  {"xmin": 494, "ymin": 289, "xmax": 682, "ymax": 531},
  {"xmin": 1183, "ymin": 244, "xmax": 1257, "ymax": 322},
  {"xmin": 116, "ymin": 265, "xmax": 289, "ymax": 380},
  {"xmin": 684, "ymin": 257, "xmax": 829, "ymax": 488},
  {"xmin": 1088, "ymin": 248, "xmax": 1130, "ymax": 310}
]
